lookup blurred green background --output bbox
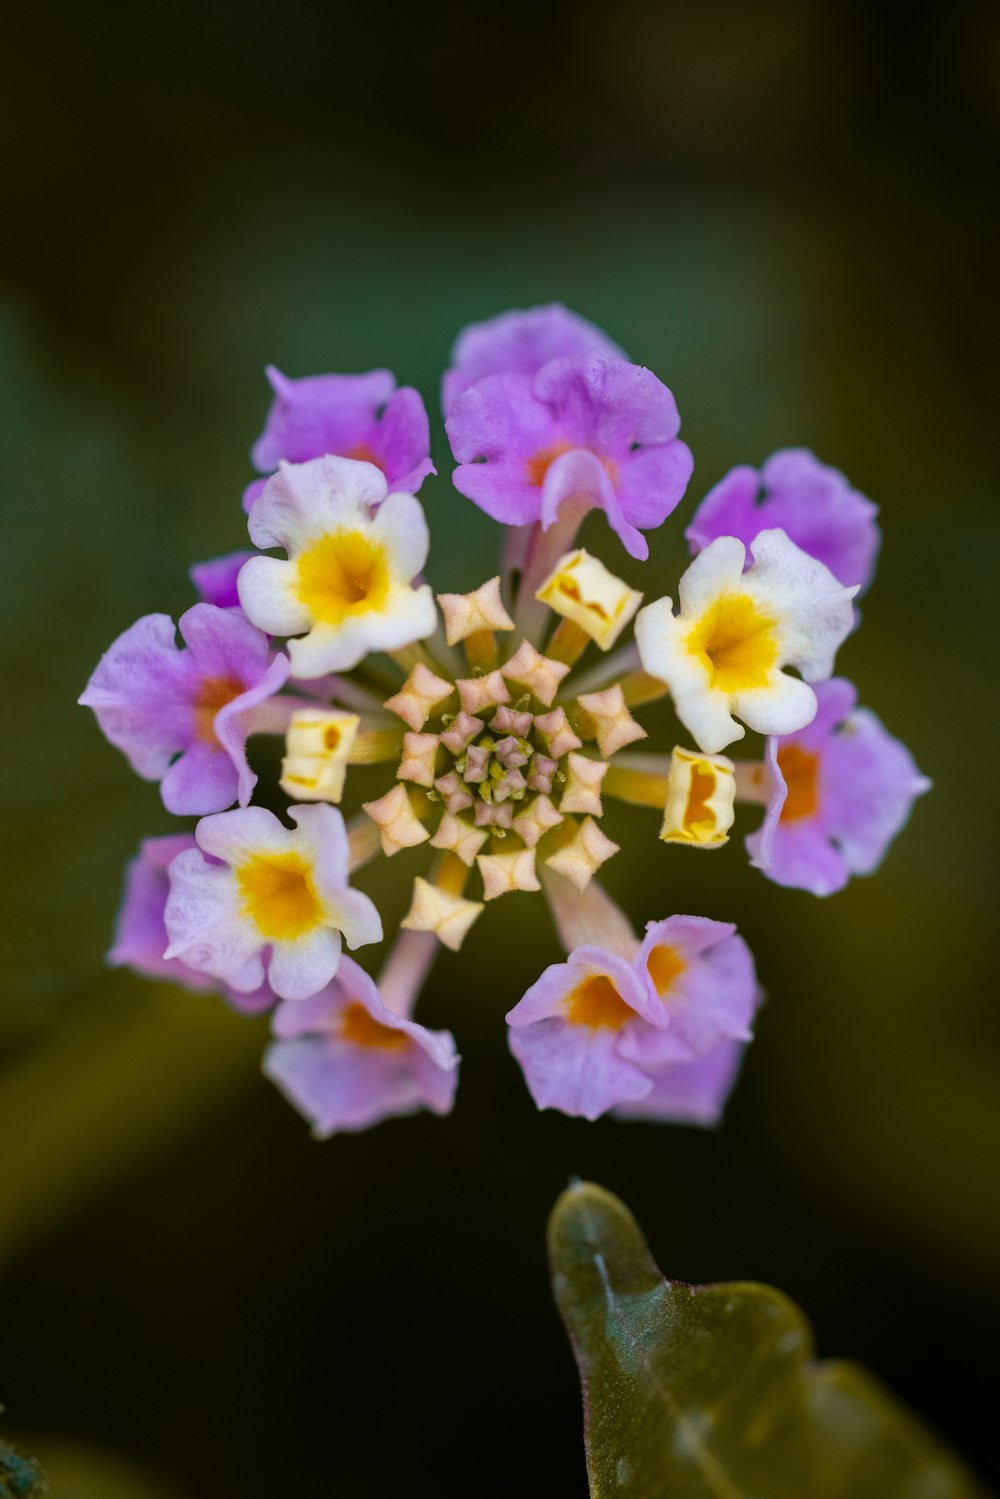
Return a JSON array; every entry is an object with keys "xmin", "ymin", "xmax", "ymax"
[{"xmin": 2, "ymin": 0, "xmax": 998, "ymax": 1493}]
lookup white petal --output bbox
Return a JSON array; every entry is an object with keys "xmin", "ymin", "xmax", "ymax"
[
  {"xmin": 744, "ymin": 528, "xmax": 857, "ymax": 680},
  {"xmin": 730, "ymin": 673, "xmax": 817, "ymax": 737},
  {"xmin": 248, "ymin": 456, "xmax": 387, "ymax": 552},
  {"xmin": 676, "ymin": 535, "xmax": 746, "ymax": 616},
  {"xmin": 237, "ymin": 556, "xmax": 311, "ymax": 637},
  {"xmin": 195, "ymin": 806, "xmax": 293, "ymax": 864},
  {"xmin": 268, "ymin": 927, "xmax": 343, "ymax": 1000},
  {"xmin": 371, "ymin": 491, "xmax": 431, "ymax": 581}
]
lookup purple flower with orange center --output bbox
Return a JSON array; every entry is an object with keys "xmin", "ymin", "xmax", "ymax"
[
  {"xmin": 242, "ymin": 365, "xmax": 434, "ymax": 511},
  {"xmin": 79, "ymin": 603, "xmax": 292, "ymax": 815},
  {"xmin": 264, "ymin": 950, "xmax": 458, "ymax": 1136},
  {"xmin": 740, "ymin": 677, "xmax": 931, "ymax": 896},
  {"xmin": 446, "ymin": 351, "xmax": 693, "ymax": 560}
]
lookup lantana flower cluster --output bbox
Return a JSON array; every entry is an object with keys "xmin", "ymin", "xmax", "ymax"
[{"xmin": 81, "ymin": 305, "xmax": 929, "ymax": 1135}]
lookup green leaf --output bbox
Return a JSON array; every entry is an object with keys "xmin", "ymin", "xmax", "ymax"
[
  {"xmin": 548, "ymin": 1181, "xmax": 993, "ymax": 1499},
  {"xmin": 0, "ymin": 1436, "xmax": 47, "ymax": 1498}
]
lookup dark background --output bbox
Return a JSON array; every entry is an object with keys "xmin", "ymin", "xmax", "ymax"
[{"xmin": 2, "ymin": 1, "xmax": 999, "ymax": 1494}]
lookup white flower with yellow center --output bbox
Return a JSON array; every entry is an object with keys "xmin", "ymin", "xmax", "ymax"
[
  {"xmin": 237, "ymin": 455, "xmax": 437, "ymax": 677},
  {"xmin": 163, "ymin": 804, "xmax": 382, "ymax": 1001},
  {"xmin": 635, "ymin": 529, "xmax": 857, "ymax": 754}
]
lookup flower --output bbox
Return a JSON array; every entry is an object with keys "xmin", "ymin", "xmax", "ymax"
[
  {"xmin": 279, "ymin": 708, "xmax": 360, "ymax": 803},
  {"xmin": 633, "ymin": 916, "xmax": 759, "ymax": 1064},
  {"xmin": 79, "ymin": 603, "xmax": 291, "ymax": 815},
  {"xmin": 163, "ymin": 804, "xmax": 382, "ymax": 1000},
  {"xmin": 109, "ymin": 834, "xmax": 274, "ymax": 1014},
  {"xmin": 506, "ymin": 917, "xmax": 759, "ymax": 1119},
  {"xmin": 635, "ymin": 529, "xmax": 857, "ymax": 753},
  {"xmin": 441, "ymin": 303, "xmax": 624, "ymax": 414},
  {"xmin": 506, "ymin": 945, "xmax": 668, "ymax": 1120},
  {"xmin": 659, "ymin": 747, "xmax": 736, "ymax": 848},
  {"xmin": 264, "ymin": 957, "xmax": 459, "ymax": 1136},
  {"xmin": 446, "ymin": 352, "xmax": 693, "ymax": 560},
  {"xmin": 745, "ymin": 677, "xmax": 931, "ymax": 896},
  {"xmin": 535, "ymin": 549, "xmax": 643, "ymax": 650},
  {"xmin": 687, "ymin": 449, "xmax": 880, "ymax": 594},
  {"xmin": 243, "ymin": 365, "xmax": 434, "ymax": 511},
  {"xmin": 237, "ymin": 455, "xmax": 437, "ymax": 676}
]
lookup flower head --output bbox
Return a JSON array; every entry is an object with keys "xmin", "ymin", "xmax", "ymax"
[
  {"xmin": 635, "ymin": 529, "xmax": 857, "ymax": 753},
  {"xmin": 446, "ymin": 352, "xmax": 693, "ymax": 560},
  {"xmin": 163, "ymin": 804, "xmax": 382, "ymax": 1000},
  {"xmin": 746, "ymin": 678, "xmax": 931, "ymax": 895},
  {"xmin": 506, "ymin": 916, "xmax": 759, "ymax": 1119},
  {"xmin": 79, "ymin": 604, "xmax": 291, "ymax": 815},
  {"xmin": 243, "ymin": 365, "xmax": 434, "ymax": 511},
  {"xmin": 264, "ymin": 957, "xmax": 459, "ymax": 1136},
  {"xmin": 109, "ymin": 834, "xmax": 274, "ymax": 1014},
  {"xmin": 687, "ymin": 449, "xmax": 880, "ymax": 594},
  {"xmin": 441, "ymin": 303, "xmax": 624, "ymax": 414},
  {"xmin": 237, "ymin": 455, "xmax": 437, "ymax": 676}
]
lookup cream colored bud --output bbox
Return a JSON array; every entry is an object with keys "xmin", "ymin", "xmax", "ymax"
[
  {"xmin": 437, "ymin": 577, "xmax": 515, "ymax": 646},
  {"xmin": 384, "ymin": 663, "xmax": 454, "ymax": 731},
  {"xmin": 457, "ymin": 669, "xmax": 510, "ymax": 716},
  {"xmin": 401, "ymin": 878, "xmax": 483, "ymax": 951},
  {"xmin": 477, "ymin": 848, "xmax": 541, "ymax": 901},
  {"xmin": 534, "ymin": 707, "xmax": 583, "ymax": 759},
  {"xmin": 661, "ymin": 747, "xmax": 737, "ymax": 849},
  {"xmin": 362, "ymin": 783, "xmax": 430, "ymax": 856},
  {"xmin": 397, "ymin": 731, "xmax": 440, "ymax": 788},
  {"xmin": 575, "ymin": 684, "xmax": 647, "ymax": 758},
  {"xmin": 501, "ymin": 638, "xmax": 570, "ymax": 707},
  {"xmin": 544, "ymin": 817, "xmax": 619, "ymax": 891},
  {"xmin": 536, "ymin": 549, "xmax": 643, "ymax": 650},
  {"xmin": 279, "ymin": 710, "xmax": 360, "ymax": 803},
  {"xmin": 559, "ymin": 753, "xmax": 609, "ymax": 817},
  {"xmin": 429, "ymin": 811, "xmax": 489, "ymax": 867},
  {"xmin": 511, "ymin": 794, "xmax": 564, "ymax": 849}
]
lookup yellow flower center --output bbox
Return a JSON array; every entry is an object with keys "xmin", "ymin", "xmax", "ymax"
[
  {"xmin": 777, "ymin": 743, "xmax": 820, "ymax": 821},
  {"xmin": 688, "ymin": 594, "xmax": 777, "ymax": 692},
  {"xmin": 340, "ymin": 1001, "xmax": 409, "ymax": 1050},
  {"xmin": 236, "ymin": 851, "xmax": 324, "ymax": 940},
  {"xmin": 646, "ymin": 944, "xmax": 686, "ymax": 997},
  {"xmin": 193, "ymin": 674, "xmax": 245, "ymax": 744},
  {"xmin": 297, "ymin": 531, "xmax": 391, "ymax": 625},
  {"xmin": 565, "ymin": 972, "xmax": 633, "ymax": 1030}
]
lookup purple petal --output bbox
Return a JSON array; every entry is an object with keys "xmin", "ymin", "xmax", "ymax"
[
  {"xmin": 613, "ymin": 1039, "xmax": 745, "ymax": 1126},
  {"xmin": 508, "ymin": 1020, "xmax": 652, "ymax": 1120},
  {"xmin": 377, "ymin": 385, "xmax": 436, "ymax": 491},
  {"xmin": 442, "ymin": 303, "xmax": 624, "ymax": 414},
  {"xmin": 109, "ymin": 835, "xmax": 215, "ymax": 990},
  {"xmin": 251, "ymin": 366, "xmax": 396, "ymax": 472},
  {"xmin": 190, "ymin": 551, "xmax": 256, "ymax": 610},
  {"xmin": 79, "ymin": 614, "xmax": 196, "ymax": 778}
]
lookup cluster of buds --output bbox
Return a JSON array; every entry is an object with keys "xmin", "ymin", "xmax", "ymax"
[{"xmin": 81, "ymin": 305, "xmax": 929, "ymax": 1135}]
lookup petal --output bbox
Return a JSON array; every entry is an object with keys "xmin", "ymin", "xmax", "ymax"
[
  {"xmin": 744, "ymin": 528, "xmax": 857, "ymax": 680},
  {"xmin": 215, "ymin": 650, "xmax": 292, "ymax": 807},
  {"xmin": 251, "ymin": 367, "xmax": 397, "ymax": 472},
  {"xmin": 376, "ymin": 386, "xmax": 435, "ymax": 491},
  {"xmin": 160, "ymin": 740, "xmax": 240, "ymax": 816},
  {"xmin": 195, "ymin": 805, "xmax": 293, "ymax": 865},
  {"xmin": 508, "ymin": 1020, "xmax": 652, "ymax": 1120},
  {"xmin": 267, "ymin": 926, "xmax": 343, "ymax": 1000},
  {"xmin": 533, "ymin": 353, "xmax": 682, "ymax": 453},
  {"xmin": 613, "ymin": 1039, "xmax": 745, "ymax": 1125},
  {"xmin": 237, "ymin": 556, "xmax": 312, "ymax": 638},
  {"xmin": 108, "ymin": 834, "xmax": 216, "ymax": 991},
  {"xmin": 442, "ymin": 303, "xmax": 624, "ymax": 414},
  {"xmin": 162, "ymin": 847, "xmax": 265, "ymax": 992},
  {"xmin": 79, "ymin": 613, "xmax": 194, "ymax": 777},
  {"xmin": 370, "ymin": 490, "xmax": 431, "ymax": 580},
  {"xmin": 190, "ymin": 551, "xmax": 256, "ymax": 609},
  {"xmin": 248, "ymin": 455, "xmax": 388, "ymax": 552},
  {"xmin": 177, "ymin": 602, "xmax": 270, "ymax": 681}
]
